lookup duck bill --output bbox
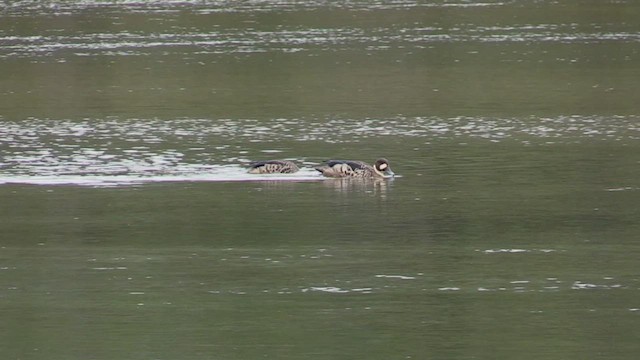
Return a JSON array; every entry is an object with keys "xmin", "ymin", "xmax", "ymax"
[{"xmin": 384, "ymin": 168, "xmax": 395, "ymax": 177}]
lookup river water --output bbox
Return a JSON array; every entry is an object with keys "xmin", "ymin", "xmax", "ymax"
[{"xmin": 1, "ymin": 1, "xmax": 640, "ymax": 359}]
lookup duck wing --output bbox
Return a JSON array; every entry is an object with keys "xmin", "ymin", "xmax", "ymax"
[
  {"xmin": 248, "ymin": 160, "xmax": 298, "ymax": 174},
  {"xmin": 326, "ymin": 160, "xmax": 370, "ymax": 170},
  {"xmin": 249, "ymin": 160, "xmax": 282, "ymax": 168}
]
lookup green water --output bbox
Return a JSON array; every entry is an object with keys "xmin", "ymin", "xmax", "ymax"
[{"xmin": 1, "ymin": 1, "xmax": 640, "ymax": 359}]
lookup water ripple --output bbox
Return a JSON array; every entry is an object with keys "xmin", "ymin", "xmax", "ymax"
[
  {"xmin": 2, "ymin": 4, "xmax": 638, "ymax": 58},
  {"xmin": 3, "ymin": 26, "xmax": 639, "ymax": 58},
  {"xmin": 1, "ymin": 115, "xmax": 637, "ymax": 186},
  {"xmin": 2, "ymin": 1, "xmax": 507, "ymax": 15}
]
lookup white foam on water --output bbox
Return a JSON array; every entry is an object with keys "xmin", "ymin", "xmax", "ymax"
[
  {"xmin": 302, "ymin": 287, "xmax": 373, "ymax": 294},
  {"xmin": 375, "ymin": 274, "xmax": 417, "ymax": 280},
  {"xmin": 0, "ymin": 167, "xmax": 324, "ymax": 187}
]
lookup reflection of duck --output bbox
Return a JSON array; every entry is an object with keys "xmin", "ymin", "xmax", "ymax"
[
  {"xmin": 315, "ymin": 158, "xmax": 395, "ymax": 178},
  {"xmin": 323, "ymin": 176, "xmax": 392, "ymax": 196},
  {"xmin": 247, "ymin": 160, "xmax": 299, "ymax": 174}
]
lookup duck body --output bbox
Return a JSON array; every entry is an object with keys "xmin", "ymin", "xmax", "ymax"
[
  {"xmin": 315, "ymin": 158, "xmax": 394, "ymax": 178},
  {"xmin": 247, "ymin": 160, "xmax": 299, "ymax": 174}
]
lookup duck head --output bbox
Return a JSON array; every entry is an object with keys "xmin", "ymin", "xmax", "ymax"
[{"xmin": 374, "ymin": 158, "xmax": 395, "ymax": 178}]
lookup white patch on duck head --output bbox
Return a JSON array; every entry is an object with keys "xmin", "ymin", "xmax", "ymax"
[{"xmin": 374, "ymin": 158, "xmax": 394, "ymax": 177}]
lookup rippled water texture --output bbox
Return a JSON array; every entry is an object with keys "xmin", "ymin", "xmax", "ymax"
[
  {"xmin": 1, "ymin": 2, "xmax": 640, "ymax": 360},
  {"xmin": 3, "ymin": 1, "xmax": 640, "ymax": 57},
  {"xmin": 1, "ymin": 116, "xmax": 639, "ymax": 186}
]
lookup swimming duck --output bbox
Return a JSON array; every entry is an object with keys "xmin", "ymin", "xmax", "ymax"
[
  {"xmin": 247, "ymin": 160, "xmax": 299, "ymax": 174},
  {"xmin": 315, "ymin": 158, "xmax": 395, "ymax": 178}
]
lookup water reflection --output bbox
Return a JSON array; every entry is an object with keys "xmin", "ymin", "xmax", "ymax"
[{"xmin": 321, "ymin": 177, "xmax": 393, "ymax": 197}]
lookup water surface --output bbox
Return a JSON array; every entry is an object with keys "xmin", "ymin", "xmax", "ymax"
[{"xmin": 1, "ymin": 1, "xmax": 640, "ymax": 359}]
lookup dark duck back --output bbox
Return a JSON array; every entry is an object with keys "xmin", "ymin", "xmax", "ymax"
[
  {"xmin": 315, "ymin": 158, "xmax": 394, "ymax": 178},
  {"xmin": 248, "ymin": 160, "xmax": 299, "ymax": 174}
]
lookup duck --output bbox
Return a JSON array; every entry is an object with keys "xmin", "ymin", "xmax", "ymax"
[
  {"xmin": 247, "ymin": 160, "xmax": 299, "ymax": 174},
  {"xmin": 315, "ymin": 158, "xmax": 395, "ymax": 178}
]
